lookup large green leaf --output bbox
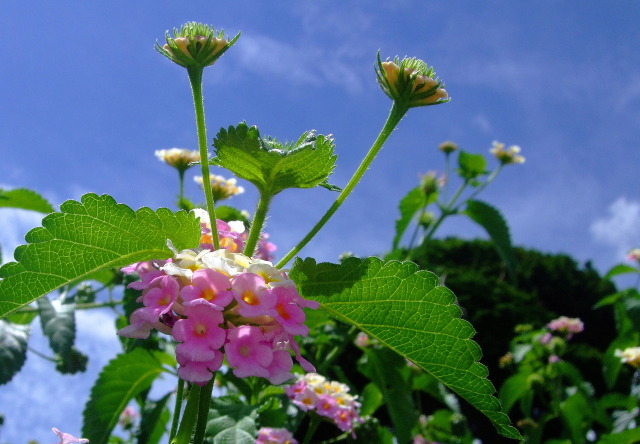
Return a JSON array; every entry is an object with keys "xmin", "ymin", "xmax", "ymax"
[
  {"xmin": 205, "ymin": 396, "xmax": 258, "ymax": 444},
  {"xmin": 0, "ymin": 320, "xmax": 29, "ymax": 385},
  {"xmin": 82, "ymin": 349, "xmax": 168, "ymax": 444},
  {"xmin": 0, "ymin": 193, "xmax": 200, "ymax": 318},
  {"xmin": 212, "ymin": 123, "xmax": 337, "ymax": 195},
  {"xmin": 0, "ymin": 188, "xmax": 55, "ymax": 213},
  {"xmin": 290, "ymin": 257, "xmax": 521, "ymax": 440},
  {"xmin": 464, "ymin": 200, "xmax": 517, "ymax": 278}
]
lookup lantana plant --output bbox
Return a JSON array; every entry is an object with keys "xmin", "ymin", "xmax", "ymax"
[{"xmin": 0, "ymin": 22, "xmax": 523, "ymax": 443}]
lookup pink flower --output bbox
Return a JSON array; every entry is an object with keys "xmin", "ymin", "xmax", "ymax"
[
  {"xmin": 272, "ymin": 287, "xmax": 308, "ymax": 336},
  {"xmin": 231, "ymin": 273, "xmax": 277, "ymax": 317},
  {"xmin": 265, "ymin": 349, "xmax": 294, "ymax": 384},
  {"xmin": 181, "ymin": 268, "xmax": 233, "ymax": 308},
  {"xmin": 117, "ymin": 307, "xmax": 161, "ymax": 339},
  {"xmin": 173, "ymin": 300, "xmax": 226, "ymax": 362},
  {"xmin": 176, "ymin": 346, "xmax": 224, "ymax": 385},
  {"xmin": 256, "ymin": 427, "xmax": 298, "ymax": 444},
  {"xmin": 547, "ymin": 316, "xmax": 584, "ymax": 339},
  {"xmin": 225, "ymin": 325, "xmax": 273, "ymax": 379},
  {"xmin": 142, "ymin": 275, "xmax": 179, "ymax": 315},
  {"xmin": 52, "ymin": 428, "xmax": 89, "ymax": 444}
]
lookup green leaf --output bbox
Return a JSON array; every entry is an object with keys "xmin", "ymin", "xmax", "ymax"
[
  {"xmin": 392, "ymin": 186, "xmax": 427, "ymax": 250},
  {"xmin": 138, "ymin": 392, "xmax": 172, "ymax": 444},
  {"xmin": 0, "ymin": 188, "xmax": 55, "ymax": 213},
  {"xmin": 359, "ymin": 382, "xmax": 384, "ymax": 417},
  {"xmin": 213, "ymin": 123, "xmax": 337, "ymax": 195},
  {"xmin": 0, "ymin": 320, "xmax": 29, "ymax": 385},
  {"xmin": 464, "ymin": 200, "xmax": 517, "ymax": 279},
  {"xmin": 37, "ymin": 296, "xmax": 75, "ymax": 356},
  {"xmin": 290, "ymin": 257, "xmax": 521, "ymax": 440},
  {"xmin": 457, "ymin": 151, "xmax": 487, "ymax": 180},
  {"xmin": 599, "ymin": 428, "xmax": 640, "ymax": 444},
  {"xmin": 205, "ymin": 396, "xmax": 258, "ymax": 444},
  {"xmin": 559, "ymin": 391, "xmax": 590, "ymax": 444},
  {"xmin": 0, "ymin": 193, "xmax": 200, "ymax": 318},
  {"xmin": 605, "ymin": 264, "xmax": 639, "ymax": 280},
  {"xmin": 82, "ymin": 349, "xmax": 167, "ymax": 444},
  {"xmin": 364, "ymin": 348, "xmax": 416, "ymax": 444},
  {"xmin": 603, "ymin": 333, "xmax": 639, "ymax": 388},
  {"xmin": 498, "ymin": 371, "xmax": 531, "ymax": 413}
]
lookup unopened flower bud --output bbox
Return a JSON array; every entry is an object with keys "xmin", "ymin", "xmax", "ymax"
[
  {"xmin": 156, "ymin": 22, "xmax": 239, "ymax": 70},
  {"xmin": 439, "ymin": 140, "xmax": 458, "ymax": 153},
  {"xmin": 376, "ymin": 54, "xmax": 449, "ymax": 108}
]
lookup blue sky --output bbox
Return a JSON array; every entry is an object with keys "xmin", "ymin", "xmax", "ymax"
[{"xmin": 1, "ymin": 2, "xmax": 640, "ymax": 442}]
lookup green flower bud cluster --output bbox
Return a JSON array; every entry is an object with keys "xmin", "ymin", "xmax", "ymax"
[{"xmin": 156, "ymin": 22, "xmax": 240, "ymax": 70}]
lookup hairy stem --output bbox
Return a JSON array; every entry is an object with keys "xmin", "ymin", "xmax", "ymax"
[{"xmin": 187, "ymin": 68, "xmax": 220, "ymax": 250}]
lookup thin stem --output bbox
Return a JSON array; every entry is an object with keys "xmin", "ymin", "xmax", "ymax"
[
  {"xmin": 169, "ymin": 380, "xmax": 185, "ymax": 443},
  {"xmin": 302, "ymin": 414, "xmax": 322, "ymax": 444},
  {"xmin": 243, "ymin": 192, "xmax": 272, "ymax": 257},
  {"xmin": 458, "ymin": 164, "xmax": 503, "ymax": 208},
  {"xmin": 187, "ymin": 67, "xmax": 220, "ymax": 250},
  {"xmin": 178, "ymin": 169, "xmax": 186, "ymax": 203},
  {"xmin": 27, "ymin": 346, "xmax": 58, "ymax": 362},
  {"xmin": 174, "ymin": 384, "xmax": 201, "ymax": 444},
  {"xmin": 276, "ymin": 102, "xmax": 408, "ymax": 268},
  {"xmin": 193, "ymin": 378, "xmax": 215, "ymax": 444}
]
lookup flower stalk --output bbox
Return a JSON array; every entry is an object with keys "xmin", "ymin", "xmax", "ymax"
[
  {"xmin": 187, "ymin": 67, "xmax": 220, "ymax": 250},
  {"xmin": 277, "ymin": 102, "xmax": 408, "ymax": 268}
]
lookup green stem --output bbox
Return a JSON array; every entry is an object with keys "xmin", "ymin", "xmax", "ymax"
[
  {"xmin": 276, "ymin": 102, "xmax": 408, "ymax": 268},
  {"xmin": 169, "ymin": 380, "xmax": 185, "ymax": 443},
  {"xmin": 193, "ymin": 378, "xmax": 215, "ymax": 444},
  {"xmin": 177, "ymin": 168, "xmax": 186, "ymax": 206},
  {"xmin": 187, "ymin": 67, "xmax": 220, "ymax": 250},
  {"xmin": 302, "ymin": 414, "xmax": 322, "ymax": 444},
  {"xmin": 174, "ymin": 384, "xmax": 201, "ymax": 444},
  {"xmin": 243, "ymin": 192, "xmax": 272, "ymax": 257}
]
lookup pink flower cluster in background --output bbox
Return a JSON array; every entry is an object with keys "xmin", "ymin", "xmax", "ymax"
[
  {"xmin": 285, "ymin": 373, "xmax": 364, "ymax": 437},
  {"xmin": 546, "ymin": 316, "xmax": 584, "ymax": 339},
  {"xmin": 195, "ymin": 209, "xmax": 276, "ymax": 261},
  {"xmin": 117, "ymin": 215, "xmax": 318, "ymax": 386},
  {"xmin": 256, "ymin": 427, "xmax": 298, "ymax": 444}
]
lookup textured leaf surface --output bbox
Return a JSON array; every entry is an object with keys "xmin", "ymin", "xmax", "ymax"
[
  {"xmin": 82, "ymin": 349, "xmax": 167, "ymax": 444},
  {"xmin": 464, "ymin": 200, "xmax": 517, "ymax": 278},
  {"xmin": 291, "ymin": 256, "xmax": 521, "ymax": 439},
  {"xmin": 213, "ymin": 123, "xmax": 337, "ymax": 195},
  {"xmin": 0, "ymin": 188, "xmax": 55, "ymax": 213},
  {"xmin": 0, "ymin": 193, "xmax": 200, "ymax": 318},
  {"xmin": 206, "ymin": 396, "xmax": 258, "ymax": 444},
  {"xmin": 0, "ymin": 320, "xmax": 29, "ymax": 385}
]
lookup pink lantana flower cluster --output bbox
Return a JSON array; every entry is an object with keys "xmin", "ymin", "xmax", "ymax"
[
  {"xmin": 546, "ymin": 316, "xmax": 584, "ymax": 339},
  {"xmin": 117, "ymin": 222, "xmax": 318, "ymax": 386},
  {"xmin": 256, "ymin": 427, "xmax": 298, "ymax": 444},
  {"xmin": 285, "ymin": 373, "xmax": 364, "ymax": 437},
  {"xmin": 195, "ymin": 209, "xmax": 276, "ymax": 261}
]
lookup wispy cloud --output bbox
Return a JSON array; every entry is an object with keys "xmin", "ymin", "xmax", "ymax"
[{"xmin": 590, "ymin": 197, "xmax": 640, "ymax": 260}]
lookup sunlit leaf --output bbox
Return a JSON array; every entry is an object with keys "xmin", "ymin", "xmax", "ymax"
[
  {"xmin": 291, "ymin": 256, "xmax": 521, "ymax": 440},
  {"xmin": 605, "ymin": 264, "xmax": 639, "ymax": 280},
  {"xmin": 392, "ymin": 186, "xmax": 428, "ymax": 250},
  {"xmin": 213, "ymin": 123, "xmax": 337, "ymax": 195},
  {"xmin": 0, "ymin": 320, "xmax": 29, "ymax": 385},
  {"xmin": 82, "ymin": 349, "xmax": 168, "ymax": 444},
  {"xmin": 0, "ymin": 193, "xmax": 200, "ymax": 318},
  {"xmin": 457, "ymin": 151, "xmax": 486, "ymax": 180},
  {"xmin": 0, "ymin": 188, "xmax": 55, "ymax": 213}
]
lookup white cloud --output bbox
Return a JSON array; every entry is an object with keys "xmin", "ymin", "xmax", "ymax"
[
  {"xmin": 0, "ymin": 209, "xmax": 46, "ymax": 264},
  {"xmin": 471, "ymin": 113, "xmax": 492, "ymax": 133},
  {"xmin": 590, "ymin": 197, "xmax": 640, "ymax": 259}
]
